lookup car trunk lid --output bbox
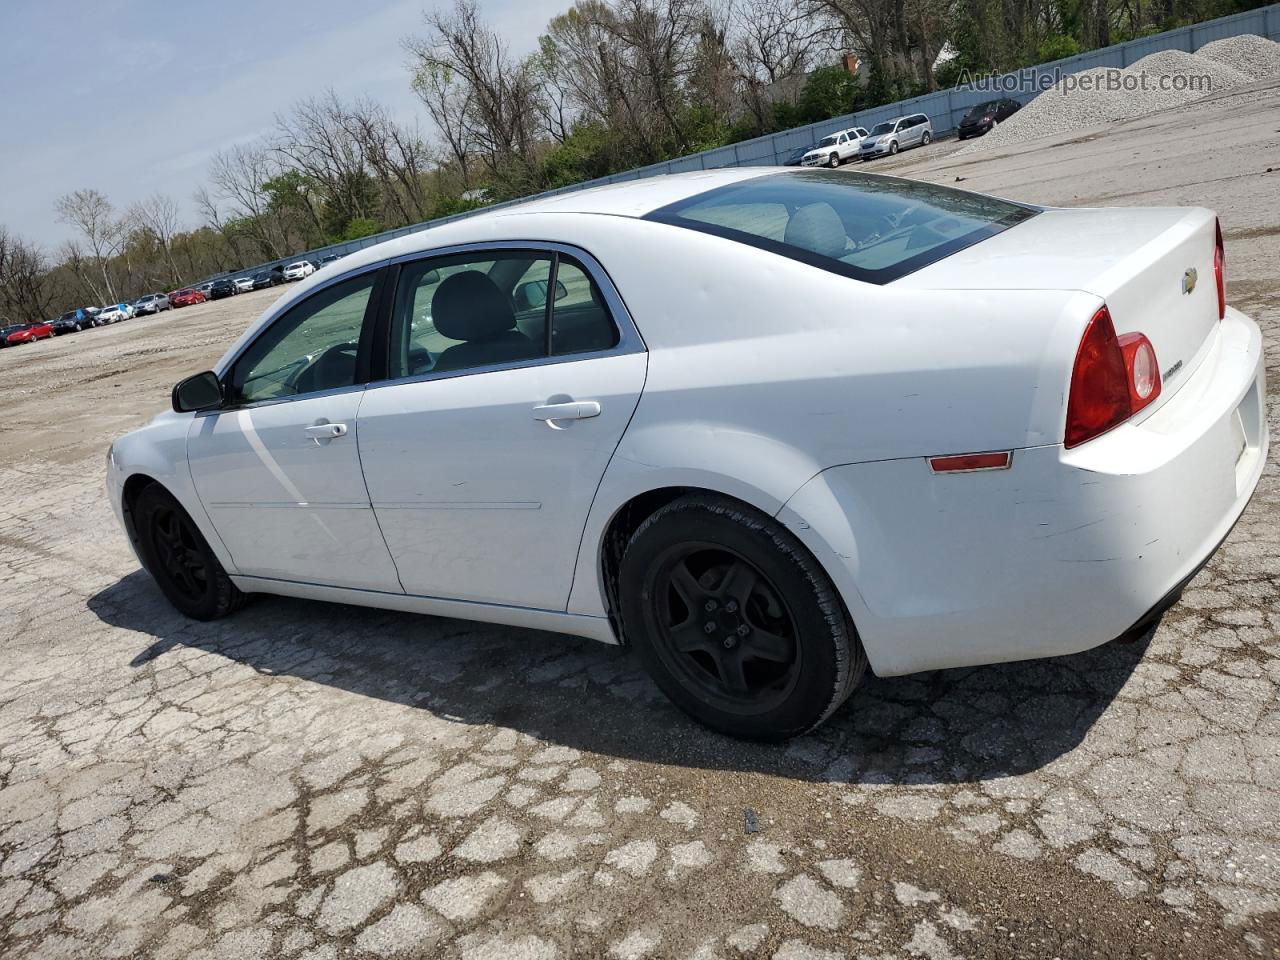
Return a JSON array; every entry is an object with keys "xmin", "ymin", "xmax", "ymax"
[{"xmin": 898, "ymin": 205, "xmax": 1222, "ymax": 400}]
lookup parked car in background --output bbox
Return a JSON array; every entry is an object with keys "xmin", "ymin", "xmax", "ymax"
[
  {"xmin": 5, "ymin": 321, "xmax": 54, "ymax": 345},
  {"xmin": 50, "ymin": 308, "xmax": 97, "ymax": 333},
  {"xmin": 98, "ymin": 303, "xmax": 134, "ymax": 323},
  {"xmin": 134, "ymin": 293, "xmax": 170, "ymax": 315},
  {"xmin": 859, "ymin": 114, "xmax": 933, "ymax": 159},
  {"xmin": 169, "ymin": 288, "xmax": 206, "ymax": 308},
  {"xmin": 196, "ymin": 282, "xmax": 215, "ymax": 300},
  {"xmin": 251, "ymin": 270, "xmax": 285, "ymax": 290},
  {"xmin": 0, "ymin": 323, "xmax": 27, "ymax": 346},
  {"xmin": 233, "ymin": 276, "xmax": 255, "ymax": 293},
  {"xmin": 801, "ymin": 127, "xmax": 869, "ymax": 168},
  {"xmin": 782, "ymin": 145, "xmax": 814, "ymax": 166},
  {"xmin": 283, "ymin": 260, "xmax": 316, "ymax": 281},
  {"xmin": 317, "ymin": 255, "xmax": 342, "ymax": 268},
  {"xmin": 956, "ymin": 98, "xmax": 1022, "ymax": 139},
  {"xmin": 209, "ymin": 279, "xmax": 237, "ymax": 300}
]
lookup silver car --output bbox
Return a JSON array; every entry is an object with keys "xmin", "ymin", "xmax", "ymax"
[{"xmin": 859, "ymin": 113, "xmax": 933, "ymax": 159}]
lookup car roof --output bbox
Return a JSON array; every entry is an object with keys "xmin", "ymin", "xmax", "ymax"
[{"xmin": 274, "ymin": 169, "xmax": 790, "ymax": 285}]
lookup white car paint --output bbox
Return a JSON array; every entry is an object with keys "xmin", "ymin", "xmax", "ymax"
[
  {"xmin": 98, "ymin": 303, "xmax": 134, "ymax": 323},
  {"xmin": 233, "ymin": 277, "xmax": 255, "ymax": 293},
  {"xmin": 283, "ymin": 260, "xmax": 316, "ymax": 281},
  {"xmin": 108, "ymin": 168, "xmax": 1267, "ymax": 686},
  {"xmin": 801, "ymin": 127, "xmax": 869, "ymax": 167}
]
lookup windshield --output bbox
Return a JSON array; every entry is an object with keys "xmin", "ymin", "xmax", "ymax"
[
  {"xmin": 870, "ymin": 122, "xmax": 894, "ymax": 136},
  {"xmin": 817, "ymin": 136, "xmax": 837, "ymax": 147},
  {"xmin": 964, "ymin": 101, "xmax": 1000, "ymax": 119},
  {"xmin": 645, "ymin": 169, "xmax": 1037, "ymax": 285}
]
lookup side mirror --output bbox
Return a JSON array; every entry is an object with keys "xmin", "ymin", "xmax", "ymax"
[
  {"xmin": 172, "ymin": 371, "xmax": 223, "ymax": 413},
  {"xmin": 513, "ymin": 279, "xmax": 569, "ymax": 312},
  {"xmin": 421, "ymin": 268, "xmax": 441, "ymax": 284}
]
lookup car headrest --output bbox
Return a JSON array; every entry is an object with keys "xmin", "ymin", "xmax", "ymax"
[
  {"xmin": 431, "ymin": 271, "xmax": 516, "ymax": 342},
  {"xmin": 784, "ymin": 203, "xmax": 849, "ymax": 260}
]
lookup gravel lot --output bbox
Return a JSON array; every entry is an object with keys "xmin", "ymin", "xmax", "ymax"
[{"xmin": 1, "ymin": 80, "xmax": 1278, "ymax": 960}]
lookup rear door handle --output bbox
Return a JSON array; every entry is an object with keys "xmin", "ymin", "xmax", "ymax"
[
  {"xmin": 304, "ymin": 422, "xmax": 348, "ymax": 442},
  {"xmin": 532, "ymin": 401, "xmax": 602, "ymax": 422}
]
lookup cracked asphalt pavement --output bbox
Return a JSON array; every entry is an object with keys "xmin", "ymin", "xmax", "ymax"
[{"xmin": 1, "ymin": 81, "xmax": 1279, "ymax": 959}]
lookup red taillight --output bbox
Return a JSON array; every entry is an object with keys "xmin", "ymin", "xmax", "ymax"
[
  {"xmin": 1065, "ymin": 305, "xmax": 1157, "ymax": 449},
  {"xmin": 1117, "ymin": 332, "xmax": 1161, "ymax": 409},
  {"xmin": 1214, "ymin": 218, "xmax": 1225, "ymax": 320}
]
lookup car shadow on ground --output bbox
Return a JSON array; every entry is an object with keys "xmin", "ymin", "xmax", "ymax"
[{"xmin": 88, "ymin": 570, "xmax": 1148, "ymax": 787}]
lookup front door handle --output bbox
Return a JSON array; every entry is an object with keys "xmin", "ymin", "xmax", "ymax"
[
  {"xmin": 304, "ymin": 422, "xmax": 348, "ymax": 442},
  {"xmin": 532, "ymin": 400, "xmax": 602, "ymax": 423}
]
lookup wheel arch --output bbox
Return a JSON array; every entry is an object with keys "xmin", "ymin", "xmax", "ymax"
[{"xmin": 587, "ymin": 481, "xmax": 861, "ymax": 652}]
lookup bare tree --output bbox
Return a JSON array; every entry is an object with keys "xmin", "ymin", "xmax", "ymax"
[
  {"xmin": 54, "ymin": 189, "xmax": 124, "ymax": 302},
  {"xmin": 131, "ymin": 193, "xmax": 184, "ymax": 284},
  {"xmin": 405, "ymin": 0, "xmax": 547, "ymax": 192},
  {"xmin": 336, "ymin": 98, "xmax": 435, "ymax": 226},
  {"xmin": 0, "ymin": 226, "xmax": 56, "ymax": 322},
  {"xmin": 733, "ymin": 0, "xmax": 835, "ymax": 85},
  {"xmin": 207, "ymin": 144, "xmax": 295, "ymax": 259},
  {"xmin": 273, "ymin": 93, "xmax": 378, "ymax": 231},
  {"xmin": 57, "ymin": 240, "xmax": 108, "ymax": 306},
  {"xmin": 409, "ymin": 59, "xmax": 476, "ymax": 186}
]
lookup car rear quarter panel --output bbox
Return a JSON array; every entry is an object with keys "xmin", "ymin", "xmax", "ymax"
[{"xmin": 561, "ymin": 215, "xmax": 1096, "ymax": 618}]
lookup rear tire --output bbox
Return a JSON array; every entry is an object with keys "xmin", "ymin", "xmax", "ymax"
[
  {"xmin": 922, "ymin": 131, "xmax": 932, "ymax": 145},
  {"xmin": 617, "ymin": 494, "xmax": 866, "ymax": 740},
  {"xmin": 133, "ymin": 484, "xmax": 247, "ymax": 621}
]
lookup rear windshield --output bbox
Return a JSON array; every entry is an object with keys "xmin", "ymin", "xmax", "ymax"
[{"xmin": 644, "ymin": 170, "xmax": 1037, "ymax": 284}]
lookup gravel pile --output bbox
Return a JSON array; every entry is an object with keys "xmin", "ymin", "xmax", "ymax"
[
  {"xmin": 956, "ymin": 32, "xmax": 1280, "ymax": 153},
  {"xmin": 1198, "ymin": 33, "xmax": 1280, "ymax": 80}
]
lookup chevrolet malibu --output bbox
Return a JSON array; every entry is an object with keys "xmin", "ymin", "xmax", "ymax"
[{"xmin": 106, "ymin": 169, "xmax": 1267, "ymax": 740}]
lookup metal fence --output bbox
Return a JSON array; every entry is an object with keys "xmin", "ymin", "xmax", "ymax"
[{"xmin": 229, "ymin": 3, "xmax": 1280, "ymax": 278}]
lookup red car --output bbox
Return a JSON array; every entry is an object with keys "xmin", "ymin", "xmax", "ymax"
[
  {"xmin": 5, "ymin": 321, "xmax": 54, "ymax": 345},
  {"xmin": 169, "ymin": 288, "xmax": 206, "ymax": 308}
]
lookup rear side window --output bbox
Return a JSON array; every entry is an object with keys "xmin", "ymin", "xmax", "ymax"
[
  {"xmin": 387, "ymin": 249, "xmax": 619, "ymax": 379},
  {"xmin": 646, "ymin": 170, "xmax": 1037, "ymax": 284}
]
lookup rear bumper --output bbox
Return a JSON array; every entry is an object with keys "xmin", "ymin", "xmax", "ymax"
[{"xmin": 778, "ymin": 307, "xmax": 1268, "ymax": 676}]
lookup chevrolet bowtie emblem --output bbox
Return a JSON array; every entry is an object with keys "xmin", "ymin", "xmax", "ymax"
[{"xmin": 1182, "ymin": 267, "xmax": 1198, "ymax": 295}]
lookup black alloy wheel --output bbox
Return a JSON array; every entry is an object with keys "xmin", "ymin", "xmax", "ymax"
[
  {"xmin": 134, "ymin": 484, "xmax": 247, "ymax": 620},
  {"xmin": 618, "ymin": 494, "xmax": 866, "ymax": 739},
  {"xmin": 648, "ymin": 544, "xmax": 800, "ymax": 712},
  {"xmin": 148, "ymin": 504, "xmax": 211, "ymax": 604}
]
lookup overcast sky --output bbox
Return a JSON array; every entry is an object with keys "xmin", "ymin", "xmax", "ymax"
[{"xmin": 0, "ymin": 0, "xmax": 565, "ymax": 249}]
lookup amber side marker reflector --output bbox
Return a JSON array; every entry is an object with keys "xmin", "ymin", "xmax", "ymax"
[{"xmin": 928, "ymin": 451, "xmax": 1012, "ymax": 473}]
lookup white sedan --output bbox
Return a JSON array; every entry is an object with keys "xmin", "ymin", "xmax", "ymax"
[
  {"xmin": 106, "ymin": 168, "xmax": 1267, "ymax": 740},
  {"xmin": 98, "ymin": 303, "xmax": 134, "ymax": 323},
  {"xmin": 283, "ymin": 260, "xmax": 316, "ymax": 281}
]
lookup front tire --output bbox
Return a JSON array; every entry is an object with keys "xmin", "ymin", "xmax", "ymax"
[
  {"xmin": 828, "ymin": 152, "xmax": 840, "ymax": 168},
  {"xmin": 618, "ymin": 494, "xmax": 866, "ymax": 740},
  {"xmin": 889, "ymin": 141, "xmax": 899, "ymax": 155},
  {"xmin": 133, "ymin": 484, "xmax": 246, "ymax": 621}
]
